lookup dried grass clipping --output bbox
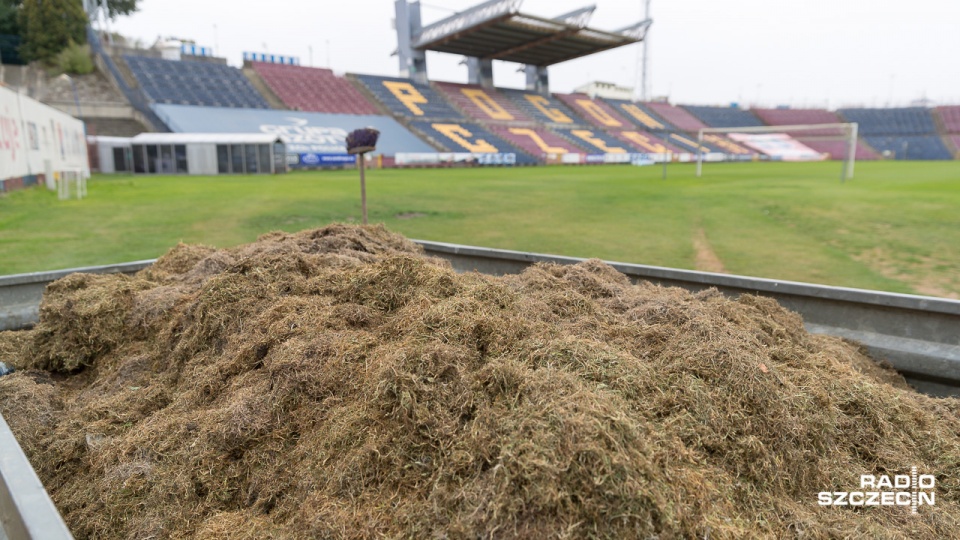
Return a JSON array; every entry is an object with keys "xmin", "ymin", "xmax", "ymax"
[{"xmin": 0, "ymin": 223, "xmax": 958, "ymax": 539}]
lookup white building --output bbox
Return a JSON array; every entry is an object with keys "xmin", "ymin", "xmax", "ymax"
[{"xmin": 574, "ymin": 81, "xmax": 635, "ymax": 101}]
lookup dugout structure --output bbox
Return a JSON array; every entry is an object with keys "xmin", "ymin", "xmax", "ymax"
[{"xmin": 395, "ymin": 0, "xmax": 651, "ymax": 94}]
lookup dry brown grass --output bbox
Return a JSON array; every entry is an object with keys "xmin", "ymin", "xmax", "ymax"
[{"xmin": 1, "ymin": 223, "xmax": 958, "ymax": 539}]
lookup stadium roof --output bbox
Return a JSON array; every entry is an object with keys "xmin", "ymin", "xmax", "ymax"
[
  {"xmin": 413, "ymin": 0, "xmax": 651, "ymax": 67},
  {"xmin": 130, "ymin": 133, "xmax": 283, "ymax": 145}
]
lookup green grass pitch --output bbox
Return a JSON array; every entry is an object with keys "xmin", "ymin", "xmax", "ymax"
[{"xmin": 1, "ymin": 161, "xmax": 958, "ymax": 298}]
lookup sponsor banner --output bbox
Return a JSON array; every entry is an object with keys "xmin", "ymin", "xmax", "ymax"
[
  {"xmin": 1, "ymin": 85, "xmax": 89, "ymax": 183},
  {"xmin": 585, "ymin": 154, "xmax": 606, "ymax": 164},
  {"xmin": 395, "ymin": 152, "xmax": 517, "ymax": 166},
  {"xmin": 631, "ymin": 154, "xmax": 656, "ymax": 166},
  {"xmin": 152, "ymin": 104, "xmax": 434, "ymax": 156},
  {"xmin": 561, "ymin": 153, "xmax": 582, "ymax": 164},
  {"xmin": 728, "ymin": 133, "xmax": 825, "ymax": 161},
  {"xmin": 603, "ymin": 153, "xmax": 632, "ymax": 164},
  {"xmin": 296, "ymin": 153, "xmax": 355, "ymax": 166}
]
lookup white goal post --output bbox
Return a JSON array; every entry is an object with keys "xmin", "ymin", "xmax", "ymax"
[
  {"xmin": 57, "ymin": 169, "xmax": 88, "ymax": 201},
  {"xmin": 695, "ymin": 123, "xmax": 859, "ymax": 181}
]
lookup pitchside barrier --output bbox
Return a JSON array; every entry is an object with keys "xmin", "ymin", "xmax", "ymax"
[
  {"xmin": 1, "ymin": 243, "xmax": 958, "ymax": 397},
  {"xmin": 393, "ymin": 152, "xmax": 754, "ymax": 166},
  {"xmin": 2, "ymin": 241, "xmax": 960, "ymax": 537}
]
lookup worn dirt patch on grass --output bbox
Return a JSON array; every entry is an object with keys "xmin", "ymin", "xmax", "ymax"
[
  {"xmin": 693, "ymin": 227, "xmax": 726, "ymax": 273},
  {"xmin": 854, "ymin": 247, "xmax": 959, "ymax": 299}
]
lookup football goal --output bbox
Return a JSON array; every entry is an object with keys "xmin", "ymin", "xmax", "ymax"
[
  {"xmin": 695, "ymin": 123, "xmax": 859, "ymax": 181},
  {"xmin": 57, "ymin": 169, "xmax": 88, "ymax": 201}
]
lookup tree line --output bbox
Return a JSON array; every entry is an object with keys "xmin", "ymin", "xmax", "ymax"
[{"xmin": 0, "ymin": 0, "xmax": 139, "ymax": 63}]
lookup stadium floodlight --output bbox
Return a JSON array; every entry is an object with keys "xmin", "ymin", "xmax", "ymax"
[{"xmin": 695, "ymin": 123, "xmax": 859, "ymax": 181}]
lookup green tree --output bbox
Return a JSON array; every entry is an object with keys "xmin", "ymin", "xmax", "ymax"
[
  {"xmin": 18, "ymin": 0, "xmax": 87, "ymax": 62},
  {"xmin": 95, "ymin": 0, "xmax": 138, "ymax": 19},
  {"xmin": 0, "ymin": 0, "xmax": 22, "ymax": 35}
]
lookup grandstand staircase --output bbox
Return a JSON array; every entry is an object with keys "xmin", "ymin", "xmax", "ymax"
[{"xmin": 242, "ymin": 67, "xmax": 288, "ymax": 110}]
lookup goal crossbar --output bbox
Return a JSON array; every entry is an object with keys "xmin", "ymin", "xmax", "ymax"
[{"xmin": 695, "ymin": 122, "xmax": 859, "ymax": 181}]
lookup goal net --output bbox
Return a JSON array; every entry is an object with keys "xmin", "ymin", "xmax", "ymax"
[
  {"xmin": 57, "ymin": 169, "xmax": 88, "ymax": 201},
  {"xmin": 695, "ymin": 123, "xmax": 859, "ymax": 181}
]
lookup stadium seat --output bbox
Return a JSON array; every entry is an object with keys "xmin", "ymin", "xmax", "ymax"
[
  {"xmin": 433, "ymin": 83, "xmax": 531, "ymax": 123},
  {"xmin": 610, "ymin": 130, "xmax": 682, "ymax": 153},
  {"xmin": 935, "ymin": 106, "xmax": 960, "ymax": 134},
  {"xmin": 644, "ymin": 102, "xmax": 708, "ymax": 132},
  {"xmin": 796, "ymin": 138, "xmax": 879, "ymax": 160},
  {"xmin": 602, "ymin": 99, "xmax": 676, "ymax": 131},
  {"xmin": 487, "ymin": 126, "xmax": 587, "ymax": 157},
  {"xmin": 124, "ymin": 55, "xmax": 269, "ymax": 109},
  {"xmin": 683, "ymin": 105, "xmax": 765, "ymax": 128},
  {"xmin": 499, "ymin": 89, "xmax": 586, "ymax": 126},
  {"xmin": 553, "ymin": 127, "xmax": 632, "ymax": 154},
  {"xmin": 838, "ymin": 108, "xmax": 939, "ymax": 136},
  {"xmin": 752, "ymin": 108, "xmax": 845, "ymax": 136},
  {"xmin": 252, "ymin": 63, "xmax": 378, "ymax": 114},
  {"xmin": 863, "ymin": 135, "xmax": 953, "ymax": 160},
  {"xmin": 354, "ymin": 75, "xmax": 463, "ymax": 119},
  {"xmin": 408, "ymin": 121, "xmax": 538, "ymax": 164},
  {"xmin": 554, "ymin": 94, "xmax": 634, "ymax": 129},
  {"xmin": 948, "ymin": 136, "xmax": 960, "ymax": 156}
]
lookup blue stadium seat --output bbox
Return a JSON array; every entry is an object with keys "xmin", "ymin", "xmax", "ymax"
[
  {"xmin": 409, "ymin": 121, "xmax": 538, "ymax": 164},
  {"xmin": 838, "ymin": 108, "xmax": 938, "ymax": 136},
  {"xmin": 553, "ymin": 128, "xmax": 632, "ymax": 154},
  {"xmin": 683, "ymin": 105, "xmax": 765, "ymax": 128},
  {"xmin": 863, "ymin": 135, "xmax": 953, "ymax": 160},
  {"xmin": 354, "ymin": 75, "xmax": 463, "ymax": 119},
  {"xmin": 499, "ymin": 89, "xmax": 587, "ymax": 126},
  {"xmin": 603, "ymin": 99, "xmax": 678, "ymax": 131},
  {"xmin": 123, "ymin": 55, "xmax": 269, "ymax": 109}
]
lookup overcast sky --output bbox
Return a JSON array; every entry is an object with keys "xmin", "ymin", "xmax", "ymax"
[{"xmin": 106, "ymin": 0, "xmax": 960, "ymax": 108}]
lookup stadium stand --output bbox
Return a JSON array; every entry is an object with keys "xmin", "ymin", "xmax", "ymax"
[
  {"xmin": 736, "ymin": 108, "xmax": 877, "ymax": 159},
  {"xmin": 752, "ymin": 108, "xmax": 844, "ymax": 135},
  {"xmin": 798, "ymin": 139, "xmax": 879, "ymax": 160},
  {"xmin": 555, "ymin": 94, "xmax": 635, "ymax": 129},
  {"xmin": 408, "ymin": 121, "xmax": 538, "ymax": 164},
  {"xmin": 354, "ymin": 75, "xmax": 463, "ymax": 119},
  {"xmin": 499, "ymin": 89, "xmax": 586, "ymax": 126},
  {"xmin": 862, "ymin": 135, "xmax": 953, "ymax": 160},
  {"xmin": 837, "ymin": 107, "xmax": 938, "ymax": 136},
  {"xmin": 124, "ymin": 55, "xmax": 268, "ymax": 109},
  {"xmin": 555, "ymin": 127, "xmax": 632, "ymax": 154},
  {"xmin": 645, "ymin": 102, "xmax": 708, "ymax": 132},
  {"xmin": 251, "ymin": 63, "xmax": 378, "ymax": 115},
  {"xmin": 683, "ymin": 105, "xmax": 765, "ymax": 128},
  {"xmin": 936, "ymin": 106, "xmax": 960, "ymax": 133},
  {"xmin": 488, "ymin": 126, "xmax": 587, "ymax": 156},
  {"xmin": 603, "ymin": 99, "xmax": 675, "ymax": 131},
  {"xmin": 948, "ymin": 136, "xmax": 960, "ymax": 156},
  {"xmin": 433, "ymin": 82, "xmax": 532, "ymax": 123},
  {"xmin": 611, "ymin": 130, "xmax": 682, "ymax": 153}
]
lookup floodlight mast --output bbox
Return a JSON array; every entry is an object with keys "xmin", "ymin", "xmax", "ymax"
[
  {"xmin": 694, "ymin": 123, "xmax": 860, "ymax": 181},
  {"xmin": 640, "ymin": 0, "xmax": 650, "ymax": 101}
]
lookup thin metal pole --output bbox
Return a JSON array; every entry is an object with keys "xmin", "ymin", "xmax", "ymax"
[
  {"xmin": 641, "ymin": 0, "xmax": 650, "ymax": 101},
  {"xmin": 696, "ymin": 130, "xmax": 704, "ymax": 177},
  {"xmin": 358, "ymin": 154, "xmax": 368, "ymax": 224},
  {"xmin": 845, "ymin": 123, "xmax": 858, "ymax": 182},
  {"xmin": 661, "ymin": 151, "xmax": 668, "ymax": 179}
]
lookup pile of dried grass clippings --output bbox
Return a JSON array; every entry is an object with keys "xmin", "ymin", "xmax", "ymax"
[{"xmin": 1, "ymin": 223, "xmax": 958, "ymax": 539}]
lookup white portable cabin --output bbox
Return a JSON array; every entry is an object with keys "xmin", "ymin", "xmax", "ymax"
[
  {"xmin": 128, "ymin": 133, "xmax": 287, "ymax": 175},
  {"xmin": 89, "ymin": 136, "xmax": 134, "ymax": 173}
]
